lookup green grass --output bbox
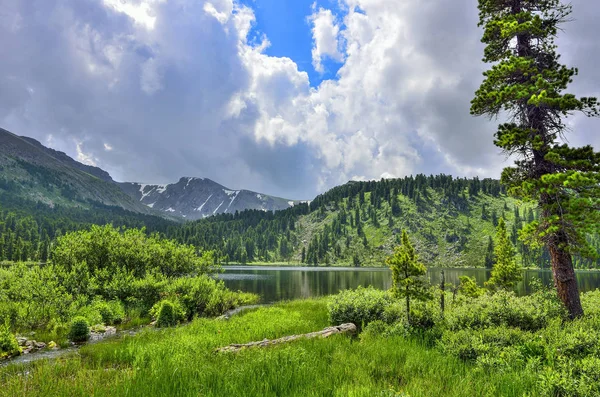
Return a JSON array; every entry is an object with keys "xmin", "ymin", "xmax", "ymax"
[{"xmin": 0, "ymin": 299, "xmax": 538, "ymax": 397}]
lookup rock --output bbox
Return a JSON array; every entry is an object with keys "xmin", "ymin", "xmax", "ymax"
[
  {"xmin": 25, "ymin": 340, "xmax": 35, "ymax": 347},
  {"xmin": 34, "ymin": 342, "xmax": 46, "ymax": 349},
  {"xmin": 16, "ymin": 337, "xmax": 27, "ymax": 346}
]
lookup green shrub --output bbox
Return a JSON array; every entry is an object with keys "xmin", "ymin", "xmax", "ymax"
[
  {"xmin": 73, "ymin": 305, "xmax": 102, "ymax": 326},
  {"xmin": 93, "ymin": 299, "xmax": 125, "ymax": 325},
  {"xmin": 458, "ymin": 276, "xmax": 485, "ymax": 298},
  {"xmin": 0, "ymin": 323, "xmax": 20, "ymax": 358},
  {"xmin": 151, "ymin": 300, "xmax": 185, "ymax": 328},
  {"xmin": 445, "ymin": 290, "xmax": 564, "ymax": 332},
  {"xmin": 328, "ymin": 286, "xmax": 392, "ymax": 331},
  {"xmin": 360, "ymin": 320, "xmax": 389, "ymax": 341},
  {"xmin": 166, "ymin": 276, "xmax": 226, "ymax": 319},
  {"xmin": 382, "ymin": 302, "xmax": 404, "ymax": 325},
  {"xmin": 440, "ymin": 326, "xmax": 530, "ymax": 362},
  {"xmin": 408, "ymin": 301, "xmax": 438, "ymax": 330},
  {"xmin": 126, "ymin": 275, "xmax": 168, "ymax": 315},
  {"xmin": 162, "ymin": 277, "xmax": 259, "ymax": 319},
  {"xmin": 68, "ymin": 316, "xmax": 90, "ymax": 343}
]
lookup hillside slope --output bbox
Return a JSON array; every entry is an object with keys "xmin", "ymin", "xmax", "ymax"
[
  {"xmin": 168, "ymin": 175, "xmax": 599, "ymax": 269},
  {"xmin": 0, "ymin": 128, "xmax": 153, "ymax": 214}
]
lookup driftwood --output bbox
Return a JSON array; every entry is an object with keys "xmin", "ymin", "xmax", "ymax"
[{"xmin": 215, "ymin": 323, "xmax": 357, "ymax": 353}]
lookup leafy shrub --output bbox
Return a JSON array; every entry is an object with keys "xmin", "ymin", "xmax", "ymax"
[
  {"xmin": 458, "ymin": 276, "xmax": 484, "ymax": 298},
  {"xmin": 125, "ymin": 275, "xmax": 168, "ymax": 315},
  {"xmin": 160, "ymin": 276, "xmax": 259, "ymax": 319},
  {"xmin": 408, "ymin": 301, "xmax": 438, "ymax": 330},
  {"xmin": 73, "ymin": 304, "xmax": 103, "ymax": 326},
  {"xmin": 0, "ymin": 323, "xmax": 20, "ymax": 358},
  {"xmin": 93, "ymin": 299, "xmax": 125, "ymax": 325},
  {"xmin": 51, "ymin": 225, "xmax": 219, "ymax": 297},
  {"xmin": 68, "ymin": 316, "xmax": 90, "ymax": 342},
  {"xmin": 328, "ymin": 286, "xmax": 392, "ymax": 330},
  {"xmin": 538, "ymin": 357, "xmax": 600, "ymax": 397},
  {"xmin": 440, "ymin": 326, "xmax": 530, "ymax": 362},
  {"xmin": 445, "ymin": 290, "xmax": 564, "ymax": 331},
  {"xmin": 548, "ymin": 324, "xmax": 599, "ymax": 359},
  {"xmin": 360, "ymin": 320, "xmax": 389, "ymax": 341},
  {"xmin": 151, "ymin": 300, "xmax": 186, "ymax": 328},
  {"xmin": 382, "ymin": 302, "xmax": 404, "ymax": 324}
]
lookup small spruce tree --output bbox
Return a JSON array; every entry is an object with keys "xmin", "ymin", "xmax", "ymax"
[
  {"xmin": 486, "ymin": 218, "xmax": 522, "ymax": 290},
  {"xmin": 386, "ymin": 231, "xmax": 428, "ymax": 322}
]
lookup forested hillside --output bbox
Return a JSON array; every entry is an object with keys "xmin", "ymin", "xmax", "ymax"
[
  {"xmin": 166, "ymin": 175, "xmax": 599, "ymax": 269},
  {"xmin": 0, "ymin": 193, "xmax": 174, "ymax": 263},
  {"xmin": 2, "ymin": 174, "xmax": 598, "ymax": 268}
]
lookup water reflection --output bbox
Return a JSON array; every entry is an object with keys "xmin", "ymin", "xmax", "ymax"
[{"xmin": 218, "ymin": 266, "xmax": 600, "ymax": 303}]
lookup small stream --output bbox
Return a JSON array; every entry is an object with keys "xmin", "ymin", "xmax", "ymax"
[{"xmin": 0, "ymin": 305, "xmax": 266, "ymax": 368}]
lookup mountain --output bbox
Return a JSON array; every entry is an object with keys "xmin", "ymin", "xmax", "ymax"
[
  {"xmin": 119, "ymin": 178, "xmax": 303, "ymax": 220},
  {"xmin": 0, "ymin": 128, "xmax": 301, "ymax": 221},
  {"xmin": 0, "ymin": 128, "xmax": 154, "ymax": 214}
]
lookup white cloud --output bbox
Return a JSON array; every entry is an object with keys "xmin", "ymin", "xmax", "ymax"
[
  {"xmin": 309, "ymin": 7, "xmax": 344, "ymax": 73},
  {"xmin": 103, "ymin": 0, "xmax": 163, "ymax": 30},
  {"xmin": 75, "ymin": 140, "xmax": 97, "ymax": 166}
]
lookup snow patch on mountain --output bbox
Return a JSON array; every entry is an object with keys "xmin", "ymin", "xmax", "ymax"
[
  {"xmin": 195, "ymin": 194, "xmax": 213, "ymax": 212},
  {"xmin": 225, "ymin": 191, "xmax": 239, "ymax": 213},
  {"xmin": 213, "ymin": 201, "xmax": 224, "ymax": 214}
]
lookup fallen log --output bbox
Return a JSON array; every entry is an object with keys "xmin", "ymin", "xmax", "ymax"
[{"xmin": 215, "ymin": 323, "xmax": 357, "ymax": 353}]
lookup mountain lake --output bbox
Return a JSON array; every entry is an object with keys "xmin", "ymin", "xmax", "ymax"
[{"xmin": 218, "ymin": 266, "xmax": 600, "ymax": 302}]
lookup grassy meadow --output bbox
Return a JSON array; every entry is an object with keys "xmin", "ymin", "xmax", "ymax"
[{"xmin": 0, "ymin": 298, "xmax": 541, "ymax": 397}]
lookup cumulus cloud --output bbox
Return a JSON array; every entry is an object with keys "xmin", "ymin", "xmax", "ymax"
[
  {"xmin": 309, "ymin": 6, "xmax": 344, "ymax": 73},
  {"xmin": 0, "ymin": 0, "xmax": 598, "ymax": 200}
]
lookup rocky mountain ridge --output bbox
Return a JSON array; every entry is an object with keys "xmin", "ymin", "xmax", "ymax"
[
  {"xmin": 0, "ymin": 128, "xmax": 300, "ymax": 220},
  {"xmin": 119, "ymin": 178, "xmax": 302, "ymax": 221}
]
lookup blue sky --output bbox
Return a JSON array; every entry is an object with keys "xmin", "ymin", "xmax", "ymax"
[{"xmin": 239, "ymin": 0, "xmax": 343, "ymax": 86}]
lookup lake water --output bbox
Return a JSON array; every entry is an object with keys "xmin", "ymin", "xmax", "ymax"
[{"xmin": 218, "ymin": 266, "xmax": 600, "ymax": 303}]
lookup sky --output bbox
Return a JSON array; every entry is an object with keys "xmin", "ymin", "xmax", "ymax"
[{"xmin": 0, "ymin": 0, "xmax": 599, "ymax": 200}]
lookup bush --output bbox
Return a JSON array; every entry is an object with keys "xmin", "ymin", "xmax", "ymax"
[
  {"xmin": 360, "ymin": 320, "xmax": 389, "ymax": 341},
  {"xmin": 68, "ymin": 316, "xmax": 90, "ymax": 343},
  {"xmin": 382, "ymin": 302, "xmax": 404, "ymax": 325},
  {"xmin": 458, "ymin": 276, "xmax": 485, "ymax": 298},
  {"xmin": 445, "ymin": 289, "xmax": 565, "ymax": 332},
  {"xmin": 125, "ymin": 275, "xmax": 168, "ymax": 315},
  {"xmin": 73, "ymin": 304, "xmax": 102, "ymax": 326},
  {"xmin": 408, "ymin": 301, "xmax": 438, "ymax": 330},
  {"xmin": 328, "ymin": 286, "xmax": 392, "ymax": 331},
  {"xmin": 151, "ymin": 300, "xmax": 186, "ymax": 328},
  {"xmin": 440, "ymin": 326, "xmax": 530, "ymax": 362},
  {"xmin": 93, "ymin": 299, "xmax": 125, "ymax": 325},
  {"xmin": 0, "ymin": 323, "xmax": 20, "ymax": 358}
]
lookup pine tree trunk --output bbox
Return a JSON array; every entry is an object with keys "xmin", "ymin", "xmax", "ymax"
[
  {"xmin": 548, "ymin": 231, "xmax": 583, "ymax": 319},
  {"xmin": 406, "ymin": 289, "xmax": 410, "ymax": 324}
]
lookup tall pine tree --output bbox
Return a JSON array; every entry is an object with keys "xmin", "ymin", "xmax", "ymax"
[{"xmin": 471, "ymin": 0, "xmax": 599, "ymax": 318}]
